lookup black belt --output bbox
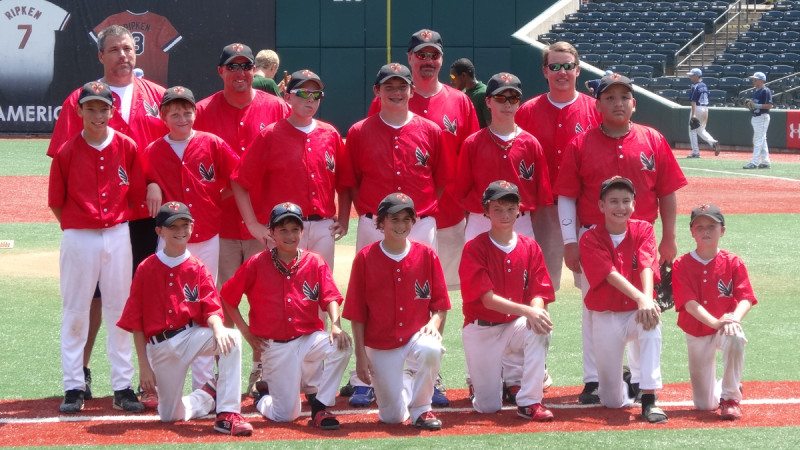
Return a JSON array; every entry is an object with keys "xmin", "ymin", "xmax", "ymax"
[
  {"xmin": 474, "ymin": 319, "xmax": 506, "ymax": 327},
  {"xmin": 365, "ymin": 213, "xmax": 429, "ymax": 219},
  {"xmin": 303, "ymin": 215, "xmax": 324, "ymax": 221},
  {"xmin": 271, "ymin": 335, "xmax": 302, "ymax": 343},
  {"xmin": 149, "ymin": 323, "xmax": 192, "ymax": 345}
]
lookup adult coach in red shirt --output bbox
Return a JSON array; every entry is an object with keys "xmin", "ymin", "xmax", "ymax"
[
  {"xmin": 47, "ymin": 25, "xmax": 168, "ymax": 393},
  {"xmin": 515, "ymin": 41, "xmax": 601, "ymax": 291},
  {"xmin": 194, "ymin": 42, "xmax": 290, "ymax": 287},
  {"xmin": 368, "ymin": 29, "xmax": 480, "ymax": 289}
]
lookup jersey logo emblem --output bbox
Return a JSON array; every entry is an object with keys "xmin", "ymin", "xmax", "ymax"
[
  {"xmin": 144, "ymin": 101, "xmax": 159, "ymax": 117},
  {"xmin": 414, "ymin": 280, "xmax": 431, "ymax": 300},
  {"xmin": 324, "ymin": 151, "xmax": 335, "ymax": 172},
  {"xmin": 183, "ymin": 284, "xmax": 199, "ymax": 302},
  {"xmin": 632, "ymin": 253, "xmax": 639, "ymax": 270},
  {"xmin": 640, "ymin": 152, "xmax": 655, "ymax": 171},
  {"xmin": 199, "ymin": 163, "xmax": 216, "ymax": 182},
  {"xmin": 259, "ymin": 123, "xmax": 267, "ymax": 131},
  {"xmin": 415, "ymin": 147, "xmax": 430, "ymax": 166},
  {"xmin": 717, "ymin": 279, "xmax": 733, "ymax": 297},
  {"xmin": 303, "ymin": 281, "xmax": 320, "ymax": 301},
  {"xmin": 575, "ymin": 123, "xmax": 584, "ymax": 134},
  {"xmin": 118, "ymin": 166, "xmax": 129, "ymax": 185},
  {"xmin": 518, "ymin": 160, "xmax": 534, "ymax": 180},
  {"xmin": 443, "ymin": 114, "xmax": 458, "ymax": 135},
  {"xmin": 523, "ymin": 269, "xmax": 529, "ymax": 290}
]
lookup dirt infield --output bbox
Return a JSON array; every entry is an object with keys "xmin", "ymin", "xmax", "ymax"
[{"xmin": 2, "ymin": 382, "xmax": 798, "ymax": 446}]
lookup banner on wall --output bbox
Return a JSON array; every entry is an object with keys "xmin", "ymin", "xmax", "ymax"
[
  {"xmin": 787, "ymin": 110, "xmax": 800, "ymax": 149},
  {"xmin": 0, "ymin": 0, "xmax": 275, "ymax": 134}
]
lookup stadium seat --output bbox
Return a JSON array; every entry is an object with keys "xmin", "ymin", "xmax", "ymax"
[
  {"xmin": 538, "ymin": 33, "xmax": 560, "ymax": 44},
  {"xmin": 644, "ymin": 54, "xmax": 667, "ymax": 76},
  {"xmin": 622, "ymin": 53, "xmax": 647, "ymax": 65},
  {"xmin": 588, "ymin": 21, "xmax": 612, "ymax": 32},
  {"xmin": 710, "ymin": 1, "xmax": 730, "ymax": 12},
  {"xmin": 623, "ymin": 11, "xmax": 644, "ymax": 21},
  {"xmin": 577, "ymin": 32, "xmax": 597, "ymax": 43},
  {"xmin": 630, "ymin": 65, "xmax": 655, "ymax": 78},
  {"xmin": 757, "ymin": 54, "xmax": 781, "ymax": 65},
  {"xmin": 702, "ymin": 76, "xmax": 719, "ymax": 89},
  {"xmin": 697, "ymin": 10, "xmax": 721, "ymax": 27},
  {"xmin": 762, "ymin": 11, "xmax": 785, "ymax": 22},
  {"xmin": 672, "ymin": 32, "xmax": 695, "ymax": 45},
  {"xmin": 684, "ymin": 22, "xmax": 706, "ymax": 34},
  {"xmin": 770, "ymin": 21, "xmax": 793, "ymax": 32},
  {"xmin": 654, "ymin": 2, "xmax": 674, "ymax": 13},
  {"xmin": 780, "ymin": 52, "xmax": 800, "ymax": 68},
  {"xmin": 647, "ymin": 22, "xmax": 669, "ymax": 32},
  {"xmin": 759, "ymin": 31, "xmax": 781, "ymax": 42},
  {"xmin": 736, "ymin": 53, "xmax": 758, "ymax": 65},
  {"xmin": 786, "ymin": 10, "xmax": 800, "ymax": 21},
  {"xmin": 747, "ymin": 42, "xmax": 769, "ymax": 53},
  {"xmin": 768, "ymin": 42, "xmax": 791, "ymax": 53},
  {"xmin": 693, "ymin": 1, "xmax": 713, "ymax": 12},
  {"xmin": 631, "ymin": 76, "xmax": 652, "ymax": 88},
  {"xmin": 721, "ymin": 64, "xmax": 748, "ymax": 77},
  {"xmin": 678, "ymin": 11, "xmax": 699, "ymax": 22},
  {"xmin": 649, "ymin": 76, "xmax": 675, "ymax": 90},
  {"xmin": 781, "ymin": 31, "xmax": 800, "ymax": 41},
  {"xmin": 574, "ymin": 42, "xmax": 595, "ymax": 54},
  {"xmin": 737, "ymin": 31, "xmax": 760, "ymax": 43},
  {"xmin": 726, "ymin": 42, "xmax": 748, "ymax": 54},
  {"xmin": 718, "ymin": 77, "xmax": 748, "ymax": 96},
  {"xmin": 602, "ymin": 53, "xmax": 624, "ymax": 67},
  {"xmin": 708, "ymin": 89, "xmax": 727, "ymax": 106},
  {"xmin": 715, "ymin": 53, "xmax": 737, "ymax": 66},
  {"xmin": 596, "ymin": 32, "xmax": 617, "ymax": 42},
  {"xmin": 749, "ymin": 22, "xmax": 768, "ymax": 33},
  {"xmin": 771, "ymin": 64, "xmax": 796, "ymax": 79},
  {"xmin": 747, "ymin": 65, "xmax": 772, "ymax": 77},
  {"xmin": 674, "ymin": 77, "xmax": 692, "ymax": 89},
  {"xmin": 582, "ymin": 54, "xmax": 603, "ymax": 67},
  {"xmin": 582, "ymin": 2, "xmax": 601, "ymax": 12},
  {"xmin": 634, "ymin": 31, "xmax": 655, "ymax": 41},
  {"xmin": 607, "ymin": 65, "xmax": 633, "ymax": 76},
  {"xmin": 702, "ymin": 64, "xmax": 724, "ymax": 78},
  {"xmin": 618, "ymin": 32, "xmax": 637, "ymax": 42},
  {"xmin": 560, "ymin": 32, "xmax": 580, "ymax": 43},
  {"xmin": 595, "ymin": 42, "xmax": 615, "ymax": 54},
  {"xmin": 612, "ymin": 43, "xmax": 632, "ymax": 54},
  {"xmin": 790, "ymin": 21, "xmax": 800, "ymax": 32},
  {"xmin": 656, "ymin": 89, "xmax": 682, "ymax": 102},
  {"xmin": 564, "ymin": 12, "xmax": 587, "ymax": 23},
  {"xmin": 606, "ymin": 11, "xmax": 624, "ymax": 22},
  {"xmin": 636, "ymin": 42, "xmax": 659, "ymax": 54},
  {"xmin": 610, "ymin": 21, "xmax": 633, "ymax": 32}
]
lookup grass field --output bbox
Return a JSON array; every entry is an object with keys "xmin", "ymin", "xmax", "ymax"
[{"xmin": 1, "ymin": 140, "xmax": 799, "ymax": 447}]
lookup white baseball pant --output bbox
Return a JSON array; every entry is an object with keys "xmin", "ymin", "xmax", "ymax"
[
  {"xmin": 364, "ymin": 332, "xmax": 443, "ymax": 424},
  {"xmin": 255, "ymin": 331, "xmax": 352, "ymax": 422},
  {"xmin": 591, "ymin": 310, "xmax": 663, "ymax": 408},
  {"xmin": 147, "ymin": 325, "xmax": 243, "ymax": 421},
  {"xmin": 464, "ymin": 212, "xmax": 535, "ymax": 242},
  {"xmin": 531, "ymin": 205, "xmax": 564, "ymax": 291},
  {"xmin": 750, "ymin": 114, "xmax": 771, "ymax": 165},
  {"xmin": 686, "ymin": 330, "xmax": 746, "ymax": 410},
  {"xmin": 436, "ymin": 218, "xmax": 466, "ymax": 289},
  {"xmin": 462, "ymin": 317, "xmax": 550, "ymax": 413},
  {"xmin": 355, "ymin": 215, "xmax": 437, "ymax": 252},
  {"xmin": 689, "ymin": 106, "xmax": 717, "ymax": 155},
  {"xmin": 60, "ymin": 223, "xmax": 134, "ymax": 392},
  {"xmin": 157, "ymin": 235, "xmax": 220, "ymax": 390}
]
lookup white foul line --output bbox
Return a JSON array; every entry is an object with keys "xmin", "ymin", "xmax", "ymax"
[
  {"xmin": 682, "ymin": 167, "xmax": 800, "ymax": 183},
  {"xmin": 4, "ymin": 398, "xmax": 800, "ymax": 425}
]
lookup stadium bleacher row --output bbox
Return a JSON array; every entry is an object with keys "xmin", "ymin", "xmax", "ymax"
[{"xmin": 538, "ymin": 0, "xmax": 800, "ymax": 108}]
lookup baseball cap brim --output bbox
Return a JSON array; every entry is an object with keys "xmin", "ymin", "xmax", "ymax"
[
  {"xmin": 410, "ymin": 42, "xmax": 443, "ymax": 53},
  {"xmin": 158, "ymin": 213, "xmax": 193, "ymax": 227},
  {"xmin": 376, "ymin": 74, "xmax": 412, "ymax": 85},
  {"xmin": 488, "ymin": 85, "xmax": 523, "ymax": 96},
  {"xmin": 270, "ymin": 212, "xmax": 304, "ymax": 228},
  {"xmin": 79, "ymin": 95, "xmax": 113, "ymax": 105}
]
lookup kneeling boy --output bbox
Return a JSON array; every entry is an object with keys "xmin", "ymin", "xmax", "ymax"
[{"xmin": 117, "ymin": 202, "xmax": 252, "ymax": 436}]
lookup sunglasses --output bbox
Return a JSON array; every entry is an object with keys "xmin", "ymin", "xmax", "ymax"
[
  {"xmin": 291, "ymin": 89, "xmax": 325, "ymax": 100},
  {"xmin": 547, "ymin": 62, "xmax": 577, "ymax": 72},
  {"xmin": 225, "ymin": 62, "xmax": 254, "ymax": 72},
  {"xmin": 414, "ymin": 51, "xmax": 441, "ymax": 61},
  {"xmin": 491, "ymin": 94, "xmax": 521, "ymax": 104}
]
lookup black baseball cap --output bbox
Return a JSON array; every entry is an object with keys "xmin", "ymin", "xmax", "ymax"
[
  {"xmin": 270, "ymin": 202, "xmax": 304, "ymax": 228},
  {"xmin": 595, "ymin": 73, "xmax": 634, "ymax": 99},
  {"xmin": 286, "ymin": 69, "xmax": 325, "ymax": 92},
  {"xmin": 156, "ymin": 201, "xmax": 194, "ymax": 227},
  {"xmin": 408, "ymin": 29, "xmax": 443, "ymax": 53},
  {"xmin": 482, "ymin": 180, "xmax": 520, "ymax": 204},
  {"xmin": 375, "ymin": 63, "xmax": 413, "ymax": 86},
  {"xmin": 160, "ymin": 86, "xmax": 196, "ymax": 108},
  {"xmin": 78, "ymin": 81, "xmax": 113, "ymax": 106},
  {"xmin": 486, "ymin": 72, "xmax": 523, "ymax": 97},
  {"xmin": 377, "ymin": 192, "xmax": 416, "ymax": 218},
  {"xmin": 690, "ymin": 204, "xmax": 725, "ymax": 226},
  {"xmin": 218, "ymin": 43, "xmax": 254, "ymax": 66},
  {"xmin": 599, "ymin": 176, "xmax": 635, "ymax": 198}
]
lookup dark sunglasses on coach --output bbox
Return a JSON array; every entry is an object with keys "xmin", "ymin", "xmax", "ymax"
[
  {"xmin": 225, "ymin": 62, "xmax": 254, "ymax": 71},
  {"xmin": 414, "ymin": 51, "xmax": 442, "ymax": 61},
  {"xmin": 291, "ymin": 89, "xmax": 325, "ymax": 100},
  {"xmin": 491, "ymin": 94, "xmax": 521, "ymax": 104},
  {"xmin": 547, "ymin": 62, "xmax": 577, "ymax": 72}
]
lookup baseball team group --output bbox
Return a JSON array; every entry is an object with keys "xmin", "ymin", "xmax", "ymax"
[{"xmin": 45, "ymin": 24, "xmax": 759, "ymax": 436}]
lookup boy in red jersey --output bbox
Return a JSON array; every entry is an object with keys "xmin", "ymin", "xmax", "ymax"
[
  {"xmin": 222, "ymin": 202, "xmax": 352, "ymax": 430},
  {"xmin": 118, "ymin": 202, "xmax": 252, "ymax": 436},
  {"xmin": 673, "ymin": 205, "xmax": 756, "ymax": 420},
  {"xmin": 342, "ymin": 193, "xmax": 451, "ymax": 430},
  {"xmin": 459, "ymin": 181, "xmax": 555, "ymax": 421},
  {"xmin": 48, "ymin": 81, "xmax": 146, "ymax": 414},
  {"xmin": 579, "ymin": 176, "xmax": 666, "ymax": 423}
]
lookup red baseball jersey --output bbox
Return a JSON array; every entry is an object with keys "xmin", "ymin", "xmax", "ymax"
[
  {"xmin": 221, "ymin": 250, "xmax": 341, "ymax": 341},
  {"xmin": 580, "ymin": 219, "xmax": 659, "ymax": 312},
  {"xmin": 555, "ymin": 123, "xmax": 687, "ymax": 226},
  {"xmin": 117, "ymin": 254, "xmax": 222, "ymax": 340},
  {"xmin": 48, "ymin": 131, "xmax": 145, "ymax": 230},
  {"xmin": 194, "ymin": 90, "xmax": 290, "ymax": 240},
  {"xmin": 91, "ymin": 11, "xmax": 182, "ymax": 86},
  {"xmin": 452, "ymin": 128, "xmax": 552, "ymax": 214},
  {"xmin": 141, "ymin": 131, "xmax": 240, "ymax": 242},
  {"xmin": 338, "ymin": 114, "xmax": 448, "ymax": 217},
  {"xmin": 516, "ymin": 93, "xmax": 600, "ymax": 202},
  {"xmin": 673, "ymin": 250, "xmax": 758, "ymax": 337},
  {"xmin": 47, "ymin": 77, "xmax": 167, "ymax": 158},
  {"xmin": 342, "ymin": 242, "xmax": 451, "ymax": 350},
  {"xmin": 369, "ymin": 85, "xmax": 480, "ymax": 228},
  {"xmin": 459, "ymin": 233, "xmax": 555, "ymax": 326},
  {"xmin": 234, "ymin": 119, "xmax": 344, "ymax": 222}
]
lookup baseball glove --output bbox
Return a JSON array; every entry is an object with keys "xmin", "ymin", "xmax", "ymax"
[
  {"xmin": 689, "ymin": 117, "xmax": 701, "ymax": 130},
  {"xmin": 743, "ymin": 98, "xmax": 756, "ymax": 112},
  {"xmin": 655, "ymin": 262, "xmax": 674, "ymax": 312}
]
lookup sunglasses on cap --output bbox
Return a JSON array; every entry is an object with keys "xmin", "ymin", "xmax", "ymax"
[
  {"xmin": 547, "ymin": 62, "xmax": 577, "ymax": 72},
  {"xmin": 290, "ymin": 89, "xmax": 325, "ymax": 100},
  {"xmin": 225, "ymin": 62, "xmax": 254, "ymax": 72},
  {"xmin": 491, "ymin": 94, "xmax": 521, "ymax": 104},
  {"xmin": 414, "ymin": 51, "xmax": 441, "ymax": 61}
]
